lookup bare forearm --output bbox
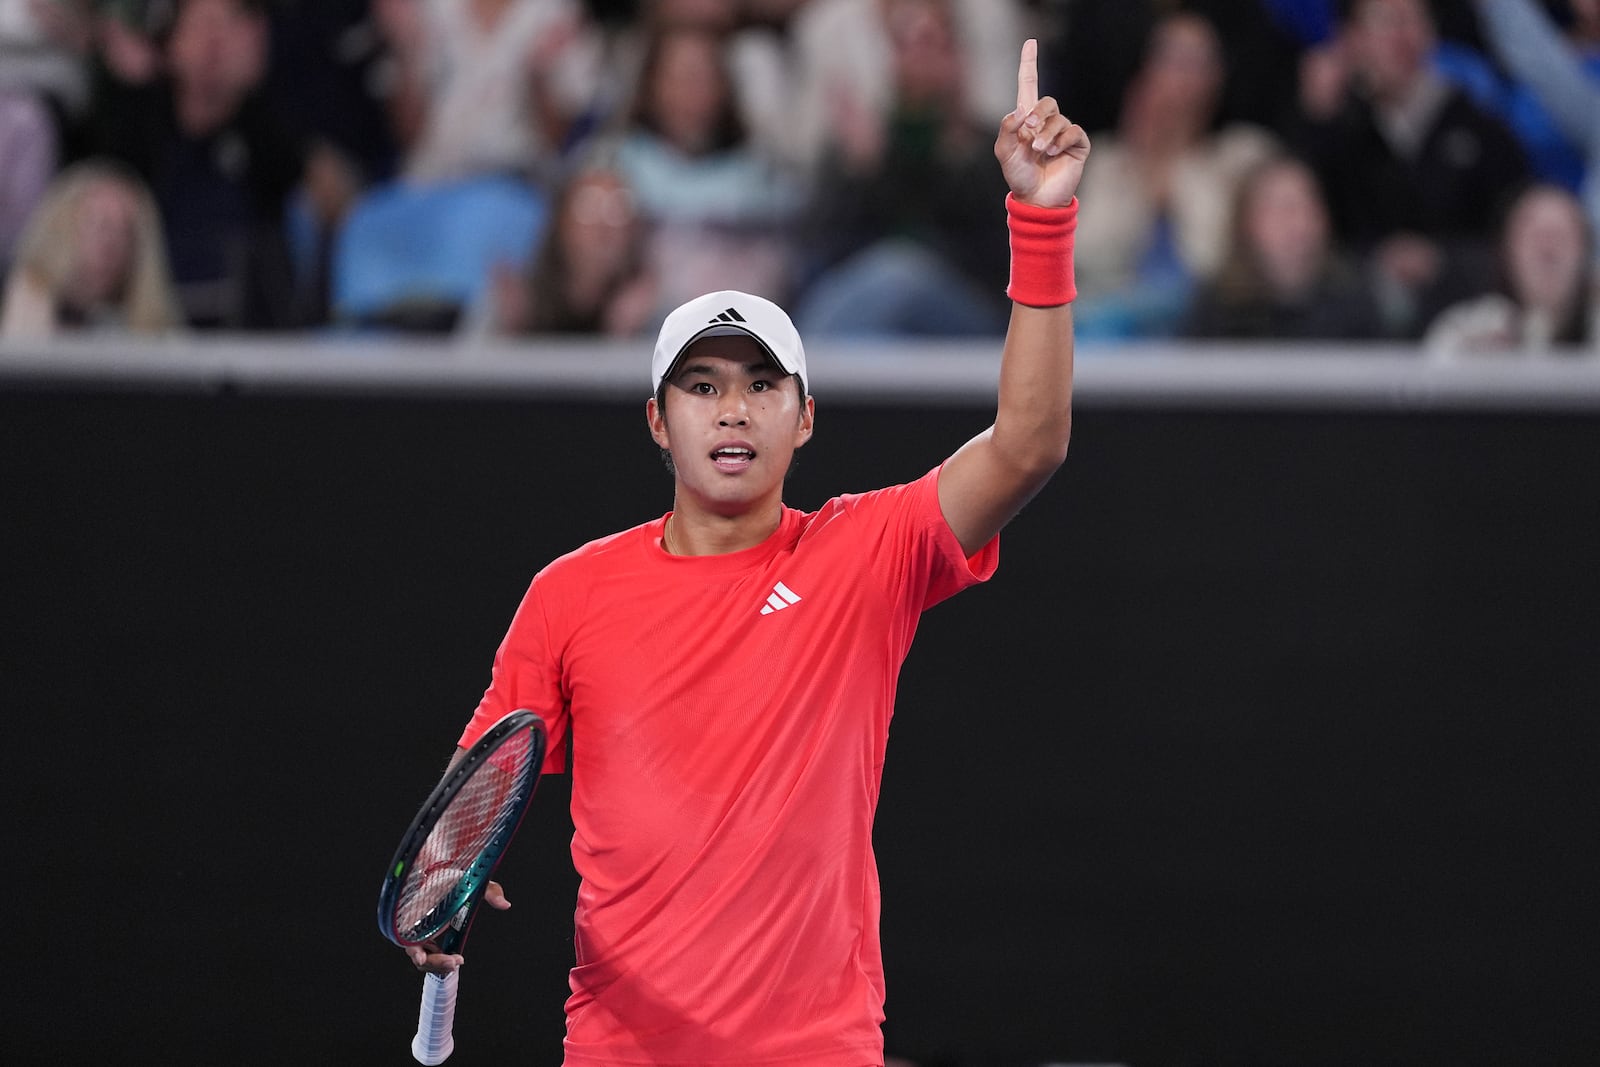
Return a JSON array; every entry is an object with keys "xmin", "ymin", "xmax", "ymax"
[{"xmin": 993, "ymin": 301, "xmax": 1074, "ymax": 475}]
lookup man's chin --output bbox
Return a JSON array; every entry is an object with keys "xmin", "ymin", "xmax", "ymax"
[{"xmin": 681, "ymin": 479, "xmax": 776, "ymax": 515}]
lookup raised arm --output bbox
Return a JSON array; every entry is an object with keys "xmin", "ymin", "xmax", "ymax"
[
  {"xmin": 938, "ymin": 39, "xmax": 1089, "ymax": 557},
  {"xmin": 1472, "ymin": 0, "xmax": 1600, "ymax": 152}
]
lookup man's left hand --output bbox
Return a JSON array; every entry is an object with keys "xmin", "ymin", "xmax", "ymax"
[{"xmin": 994, "ymin": 39, "xmax": 1089, "ymax": 209}]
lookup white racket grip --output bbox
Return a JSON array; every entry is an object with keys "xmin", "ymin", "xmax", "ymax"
[{"xmin": 411, "ymin": 969, "xmax": 459, "ymax": 1065}]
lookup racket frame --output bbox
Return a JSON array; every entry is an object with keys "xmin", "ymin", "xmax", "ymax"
[{"xmin": 376, "ymin": 709, "xmax": 547, "ymax": 952}]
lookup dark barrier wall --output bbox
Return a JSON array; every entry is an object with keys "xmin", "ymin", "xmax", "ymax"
[{"xmin": 5, "ymin": 388, "xmax": 1597, "ymax": 1067}]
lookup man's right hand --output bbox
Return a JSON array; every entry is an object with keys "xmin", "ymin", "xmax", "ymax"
[{"xmin": 402, "ymin": 880, "xmax": 511, "ymax": 975}]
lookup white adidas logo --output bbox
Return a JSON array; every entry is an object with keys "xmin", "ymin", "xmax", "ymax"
[{"xmin": 760, "ymin": 581, "xmax": 802, "ymax": 616}]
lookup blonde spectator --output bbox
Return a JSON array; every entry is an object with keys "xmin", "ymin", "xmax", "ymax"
[
  {"xmin": 1426, "ymin": 183, "xmax": 1598, "ymax": 354},
  {"xmin": 1, "ymin": 160, "xmax": 182, "ymax": 339}
]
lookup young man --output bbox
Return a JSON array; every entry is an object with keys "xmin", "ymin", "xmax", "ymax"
[{"xmin": 405, "ymin": 40, "xmax": 1088, "ymax": 1067}]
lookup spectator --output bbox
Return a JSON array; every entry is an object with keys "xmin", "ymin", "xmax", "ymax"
[
  {"xmin": 1036, "ymin": 0, "xmax": 1153, "ymax": 139},
  {"xmin": 1470, "ymin": 0, "xmax": 1600, "ymax": 269},
  {"xmin": 1425, "ymin": 182, "xmax": 1597, "ymax": 354},
  {"xmin": 264, "ymin": 1, "xmax": 403, "ymax": 184},
  {"xmin": 0, "ymin": 0, "xmax": 96, "ymax": 267},
  {"xmin": 1292, "ymin": 0, "xmax": 1530, "ymax": 338},
  {"xmin": 600, "ymin": 0, "xmax": 803, "ymax": 183},
  {"xmin": 1188, "ymin": 0, "xmax": 1311, "ymax": 133},
  {"xmin": 1, "ymin": 158, "xmax": 182, "ymax": 338},
  {"xmin": 1071, "ymin": 10, "xmax": 1278, "ymax": 339},
  {"xmin": 1183, "ymin": 153, "xmax": 1385, "ymax": 341},
  {"xmin": 86, "ymin": 0, "xmax": 333, "ymax": 329},
  {"xmin": 607, "ymin": 19, "xmax": 801, "ymax": 317},
  {"xmin": 784, "ymin": 0, "xmax": 1027, "ymax": 175},
  {"xmin": 374, "ymin": 0, "xmax": 603, "ymax": 185},
  {"xmin": 0, "ymin": 0, "xmax": 92, "ymax": 113},
  {"xmin": 792, "ymin": 0, "xmax": 1012, "ymax": 336},
  {"xmin": 89, "ymin": 0, "xmax": 167, "ymax": 92},
  {"xmin": 486, "ymin": 160, "xmax": 657, "ymax": 335},
  {"xmin": 0, "ymin": 90, "xmax": 57, "ymax": 271},
  {"xmin": 1425, "ymin": 0, "xmax": 1600, "ymax": 195}
]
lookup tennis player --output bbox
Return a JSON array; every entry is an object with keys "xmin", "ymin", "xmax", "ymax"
[{"xmin": 405, "ymin": 39, "xmax": 1087, "ymax": 1067}]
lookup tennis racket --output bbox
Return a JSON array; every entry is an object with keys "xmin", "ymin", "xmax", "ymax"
[{"xmin": 377, "ymin": 709, "xmax": 547, "ymax": 1065}]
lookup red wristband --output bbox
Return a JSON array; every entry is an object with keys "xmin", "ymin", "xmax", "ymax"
[{"xmin": 1005, "ymin": 193, "xmax": 1078, "ymax": 307}]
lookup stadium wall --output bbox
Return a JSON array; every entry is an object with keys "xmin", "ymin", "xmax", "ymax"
[{"xmin": 4, "ymin": 340, "xmax": 1596, "ymax": 1066}]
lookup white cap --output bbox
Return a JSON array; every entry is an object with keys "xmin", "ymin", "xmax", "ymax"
[{"xmin": 651, "ymin": 290, "xmax": 807, "ymax": 396}]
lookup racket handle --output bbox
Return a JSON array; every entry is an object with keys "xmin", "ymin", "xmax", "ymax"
[{"xmin": 411, "ymin": 969, "xmax": 459, "ymax": 1065}]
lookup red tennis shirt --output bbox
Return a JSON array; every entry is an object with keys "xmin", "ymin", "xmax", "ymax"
[{"xmin": 459, "ymin": 466, "xmax": 999, "ymax": 1066}]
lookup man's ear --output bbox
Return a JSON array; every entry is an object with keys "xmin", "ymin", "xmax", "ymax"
[
  {"xmin": 794, "ymin": 394, "xmax": 815, "ymax": 450},
  {"xmin": 646, "ymin": 395, "xmax": 670, "ymax": 449}
]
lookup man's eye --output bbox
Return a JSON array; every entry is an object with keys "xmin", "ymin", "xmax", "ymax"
[
  {"xmin": 690, "ymin": 382, "xmax": 714, "ymax": 394},
  {"xmin": 751, "ymin": 380, "xmax": 770, "ymax": 392}
]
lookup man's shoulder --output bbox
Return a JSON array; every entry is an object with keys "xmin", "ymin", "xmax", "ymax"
[
  {"xmin": 1434, "ymin": 83, "xmax": 1527, "ymax": 149},
  {"xmin": 538, "ymin": 518, "xmax": 657, "ymax": 581},
  {"xmin": 794, "ymin": 468, "xmax": 941, "ymax": 535}
]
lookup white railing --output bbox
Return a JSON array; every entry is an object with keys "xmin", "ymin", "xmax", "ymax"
[{"xmin": 4, "ymin": 334, "xmax": 1600, "ymax": 411}]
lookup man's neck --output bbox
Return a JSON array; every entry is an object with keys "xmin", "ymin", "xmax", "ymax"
[
  {"xmin": 1371, "ymin": 68, "xmax": 1449, "ymax": 162},
  {"xmin": 663, "ymin": 501, "xmax": 784, "ymax": 556},
  {"xmin": 175, "ymin": 85, "xmax": 240, "ymax": 138}
]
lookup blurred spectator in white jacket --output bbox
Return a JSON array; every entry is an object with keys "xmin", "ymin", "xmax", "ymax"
[{"xmin": 1426, "ymin": 182, "xmax": 1598, "ymax": 355}]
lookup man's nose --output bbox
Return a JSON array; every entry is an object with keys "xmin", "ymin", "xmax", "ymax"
[{"xmin": 717, "ymin": 396, "xmax": 749, "ymax": 426}]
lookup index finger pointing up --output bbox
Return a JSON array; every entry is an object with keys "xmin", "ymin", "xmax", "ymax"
[{"xmin": 1016, "ymin": 37, "xmax": 1038, "ymax": 114}]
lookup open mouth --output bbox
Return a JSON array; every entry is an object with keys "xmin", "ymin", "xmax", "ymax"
[{"xmin": 710, "ymin": 446, "xmax": 755, "ymax": 472}]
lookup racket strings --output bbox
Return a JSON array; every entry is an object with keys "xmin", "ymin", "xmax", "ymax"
[{"xmin": 393, "ymin": 730, "xmax": 538, "ymax": 939}]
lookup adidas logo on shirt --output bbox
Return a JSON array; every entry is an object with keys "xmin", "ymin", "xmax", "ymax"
[
  {"xmin": 709, "ymin": 308, "xmax": 748, "ymax": 324},
  {"xmin": 759, "ymin": 581, "xmax": 802, "ymax": 616}
]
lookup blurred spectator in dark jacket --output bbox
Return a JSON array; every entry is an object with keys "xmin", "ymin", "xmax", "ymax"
[
  {"xmin": 1041, "ymin": 0, "xmax": 1307, "ymax": 139},
  {"xmin": 1291, "ymin": 0, "xmax": 1530, "ymax": 338},
  {"xmin": 791, "ymin": 0, "xmax": 1011, "ymax": 337},
  {"xmin": 1, "ymin": 158, "xmax": 183, "ymax": 338},
  {"xmin": 256, "ymin": 1, "xmax": 404, "ymax": 322},
  {"xmin": 264, "ymin": 0, "xmax": 402, "ymax": 183},
  {"xmin": 1183, "ymin": 152, "xmax": 1385, "ymax": 340},
  {"xmin": 1425, "ymin": 181, "xmax": 1597, "ymax": 353},
  {"xmin": 85, "ymin": 0, "xmax": 352, "ymax": 329}
]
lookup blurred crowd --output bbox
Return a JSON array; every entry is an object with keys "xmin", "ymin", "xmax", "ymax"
[{"xmin": 2, "ymin": 0, "xmax": 1599, "ymax": 356}]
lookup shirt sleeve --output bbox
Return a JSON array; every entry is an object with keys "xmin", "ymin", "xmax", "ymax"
[
  {"xmin": 458, "ymin": 574, "xmax": 571, "ymax": 774},
  {"xmin": 848, "ymin": 464, "xmax": 1000, "ymax": 615}
]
